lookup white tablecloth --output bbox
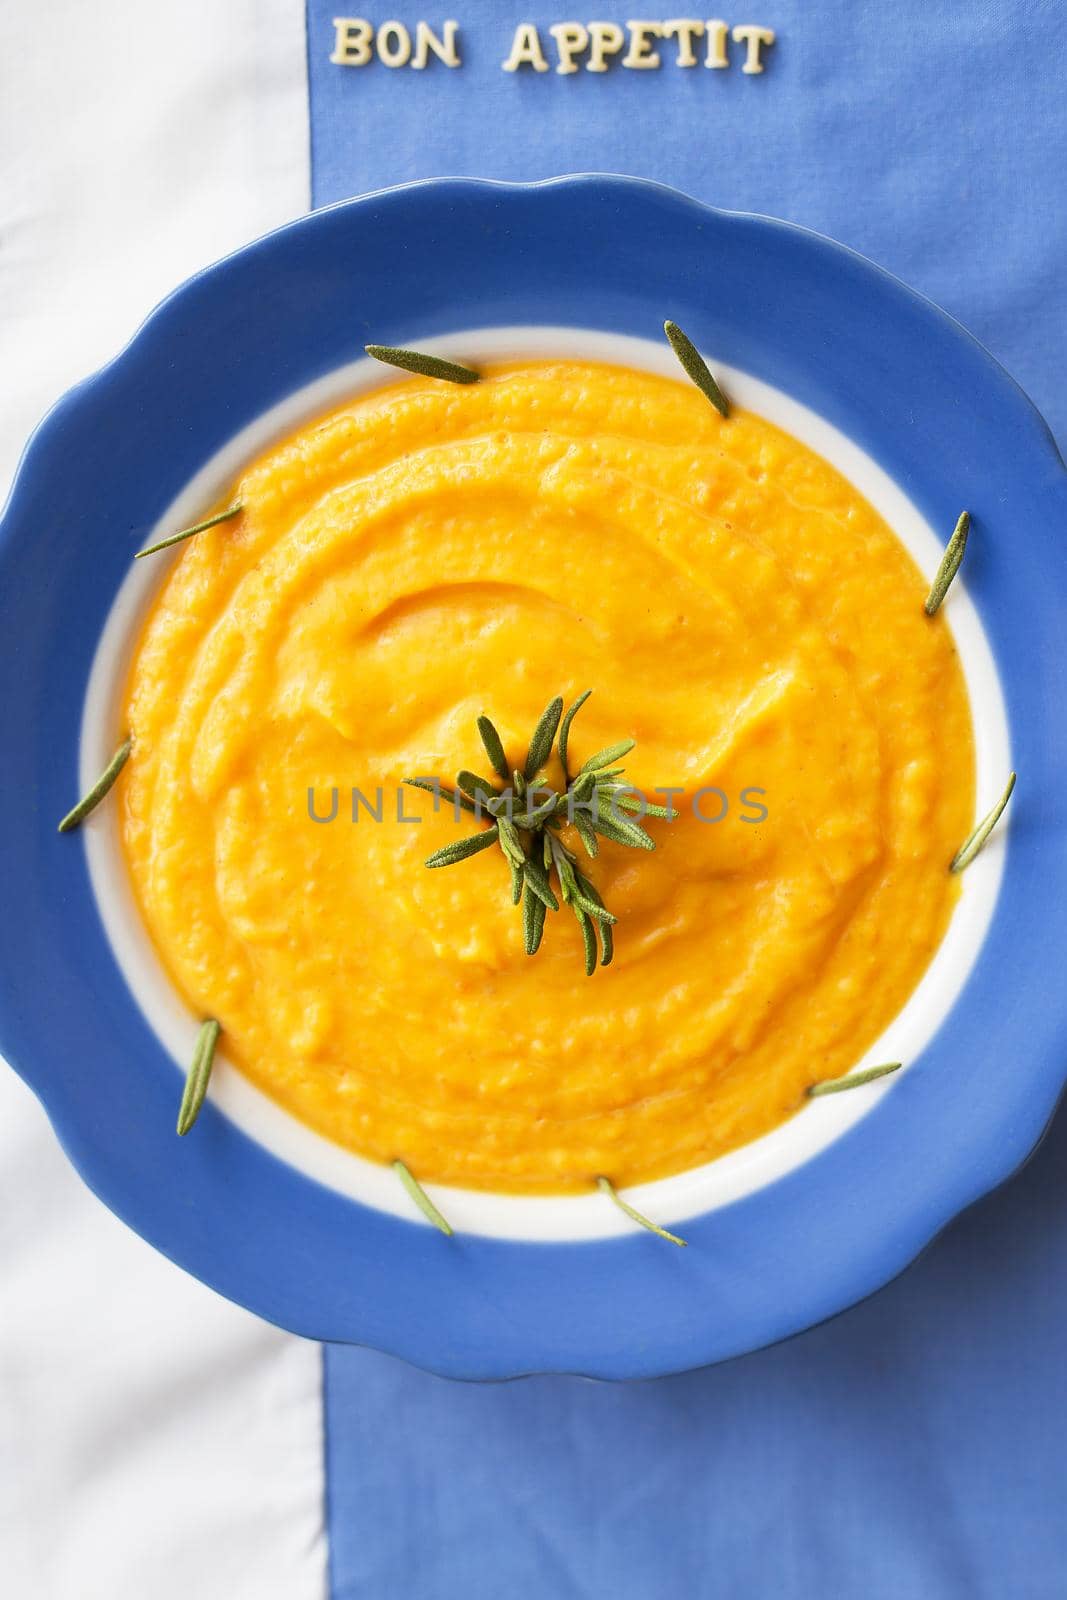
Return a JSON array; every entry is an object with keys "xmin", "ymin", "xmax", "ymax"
[{"xmin": 0, "ymin": 4, "xmax": 327, "ymax": 1594}]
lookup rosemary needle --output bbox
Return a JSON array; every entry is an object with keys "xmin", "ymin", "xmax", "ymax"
[
  {"xmin": 57, "ymin": 737, "xmax": 132, "ymax": 833},
  {"xmin": 365, "ymin": 344, "xmax": 479, "ymax": 385},
  {"xmin": 177, "ymin": 1019, "xmax": 221, "ymax": 1135},
  {"xmin": 393, "ymin": 1159, "xmax": 453, "ymax": 1235},
  {"xmin": 404, "ymin": 777, "xmax": 479, "ymax": 815},
  {"xmin": 524, "ymin": 696, "xmax": 564, "ymax": 780},
  {"xmin": 135, "ymin": 502, "xmax": 243, "ymax": 559},
  {"xmin": 557, "ymin": 689, "xmax": 592, "ymax": 781},
  {"xmin": 523, "ymin": 883, "xmax": 549, "ymax": 954},
  {"xmin": 950, "ymin": 772, "xmax": 1017, "ymax": 873},
  {"xmin": 924, "ymin": 511, "xmax": 970, "ymax": 615},
  {"xmin": 596, "ymin": 1176, "xmax": 687, "ymax": 1247},
  {"xmin": 477, "ymin": 715, "xmax": 510, "ymax": 781},
  {"xmin": 576, "ymin": 907, "xmax": 597, "ymax": 976},
  {"xmin": 663, "ymin": 320, "xmax": 729, "ymax": 418},
  {"xmin": 807, "ymin": 1061, "xmax": 902, "ymax": 1098},
  {"xmin": 579, "ymin": 739, "xmax": 636, "ymax": 775},
  {"xmin": 424, "ymin": 826, "xmax": 499, "ymax": 869}
]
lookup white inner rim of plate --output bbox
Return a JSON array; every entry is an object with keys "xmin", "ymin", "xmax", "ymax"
[{"xmin": 81, "ymin": 327, "xmax": 1011, "ymax": 1241}]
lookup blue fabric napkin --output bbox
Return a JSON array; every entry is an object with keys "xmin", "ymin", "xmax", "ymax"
[{"xmin": 307, "ymin": 2, "xmax": 1067, "ymax": 1592}]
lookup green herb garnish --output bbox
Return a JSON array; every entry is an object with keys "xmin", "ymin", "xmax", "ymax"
[
  {"xmin": 664, "ymin": 320, "xmax": 729, "ymax": 417},
  {"xmin": 365, "ymin": 344, "xmax": 479, "ymax": 385},
  {"xmin": 924, "ymin": 510, "xmax": 970, "ymax": 615},
  {"xmin": 135, "ymin": 502, "xmax": 243, "ymax": 560},
  {"xmin": 807, "ymin": 1060, "xmax": 902, "ymax": 1098},
  {"xmin": 177, "ymin": 1018, "xmax": 221, "ymax": 1135},
  {"xmin": 57, "ymin": 736, "xmax": 133, "ymax": 833},
  {"xmin": 597, "ymin": 1176, "xmax": 687, "ymax": 1247},
  {"xmin": 950, "ymin": 772, "xmax": 1016, "ymax": 873},
  {"xmin": 405, "ymin": 692, "xmax": 674, "ymax": 972},
  {"xmin": 393, "ymin": 1159, "xmax": 454, "ymax": 1235}
]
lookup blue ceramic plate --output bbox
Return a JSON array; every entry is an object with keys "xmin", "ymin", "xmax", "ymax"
[{"xmin": 1, "ymin": 176, "xmax": 1065, "ymax": 1380}]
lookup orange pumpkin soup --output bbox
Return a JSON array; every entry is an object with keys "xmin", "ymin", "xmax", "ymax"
[{"xmin": 120, "ymin": 360, "xmax": 974, "ymax": 1191}]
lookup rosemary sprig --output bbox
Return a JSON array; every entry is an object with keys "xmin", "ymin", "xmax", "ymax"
[
  {"xmin": 135, "ymin": 502, "xmax": 243, "ymax": 559},
  {"xmin": 58, "ymin": 736, "xmax": 133, "ymax": 833},
  {"xmin": 406, "ymin": 692, "xmax": 669, "ymax": 970},
  {"xmin": 950, "ymin": 772, "xmax": 1017, "ymax": 873},
  {"xmin": 596, "ymin": 1176, "xmax": 687, "ymax": 1247},
  {"xmin": 807, "ymin": 1060, "xmax": 902, "ymax": 1098},
  {"xmin": 177, "ymin": 1018, "xmax": 221, "ymax": 1134},
  {"xmin": 393, "ymin": 1159, "xmax": 454, "ymax": 1235},
  {"xmin": 924, "ymin": 510, "xmax": 970, "ymax": 615},
  {"xmin": 664, "ymin": 320, "xmax": 729, "ymax": 418},
  {"xmin": 365, "ymin": 344, "xmax": 479, "ymax": 385}
]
